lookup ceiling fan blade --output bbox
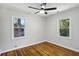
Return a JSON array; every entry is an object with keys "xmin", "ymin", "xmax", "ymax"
[
  {"xmin": 28, "ymin": 6, "xmax": 40, "ymax": 10},
  {"xmin": 45, "ymin": 8, "xmax": 57, "ymax": 10},
  {"xmin": 35, "ymin": 11, "xmax": 40, "ymax": 14}
]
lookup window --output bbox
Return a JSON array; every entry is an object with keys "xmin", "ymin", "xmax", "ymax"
[{"xmin": 12, "ymin": 16, "xmax": 25, "ymax": 39}]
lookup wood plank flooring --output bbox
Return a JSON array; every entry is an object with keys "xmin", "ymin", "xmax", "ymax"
[{"xmin": 0, "ymin": 41, "xmax": 79, "ymax": 56}]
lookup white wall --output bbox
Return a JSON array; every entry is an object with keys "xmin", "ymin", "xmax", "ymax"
[
  {"xmin": 46, "ymin": 5, "xmax": 79, "ymax": 51},
  {"xmin": 0, "ymin": 3, "xmax": 79, "ymax": 53},
  {"xmin": 0, "ymin": 4, "xmax": 45, "ymax": 52}
]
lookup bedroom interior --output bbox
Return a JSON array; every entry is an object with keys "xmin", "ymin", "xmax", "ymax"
[{"xmin": 0, "ymin": 3, "xmax": 79, "ymax": 56}]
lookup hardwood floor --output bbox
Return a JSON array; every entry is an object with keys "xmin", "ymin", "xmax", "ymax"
[{"xmin": 1, "ymin": 41, "xmax": 79, "ymax": 56}]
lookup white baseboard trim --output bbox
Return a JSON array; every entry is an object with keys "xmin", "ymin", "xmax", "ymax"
[
  {"xmin": 47, "ymin": 40, "xmax": 79, "ymax": 52},
  {"xmin": 0, "ymin": 40, "xmax": 46, "ymax": 54}
]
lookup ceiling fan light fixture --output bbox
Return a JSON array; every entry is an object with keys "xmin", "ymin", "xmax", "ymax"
[{"xmin": 40, "ymin": 10, "xmax": 45, "ymax": 14}]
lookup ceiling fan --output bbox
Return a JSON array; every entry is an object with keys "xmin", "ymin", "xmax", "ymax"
[{"xmin": 28, "ymin": 3, "xmax": 57, "ymax": 14}]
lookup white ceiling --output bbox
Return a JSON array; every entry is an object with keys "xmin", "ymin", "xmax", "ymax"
[{"xmin": 2, "ymin": 3, "xmax": 79, "ymax": 16}]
